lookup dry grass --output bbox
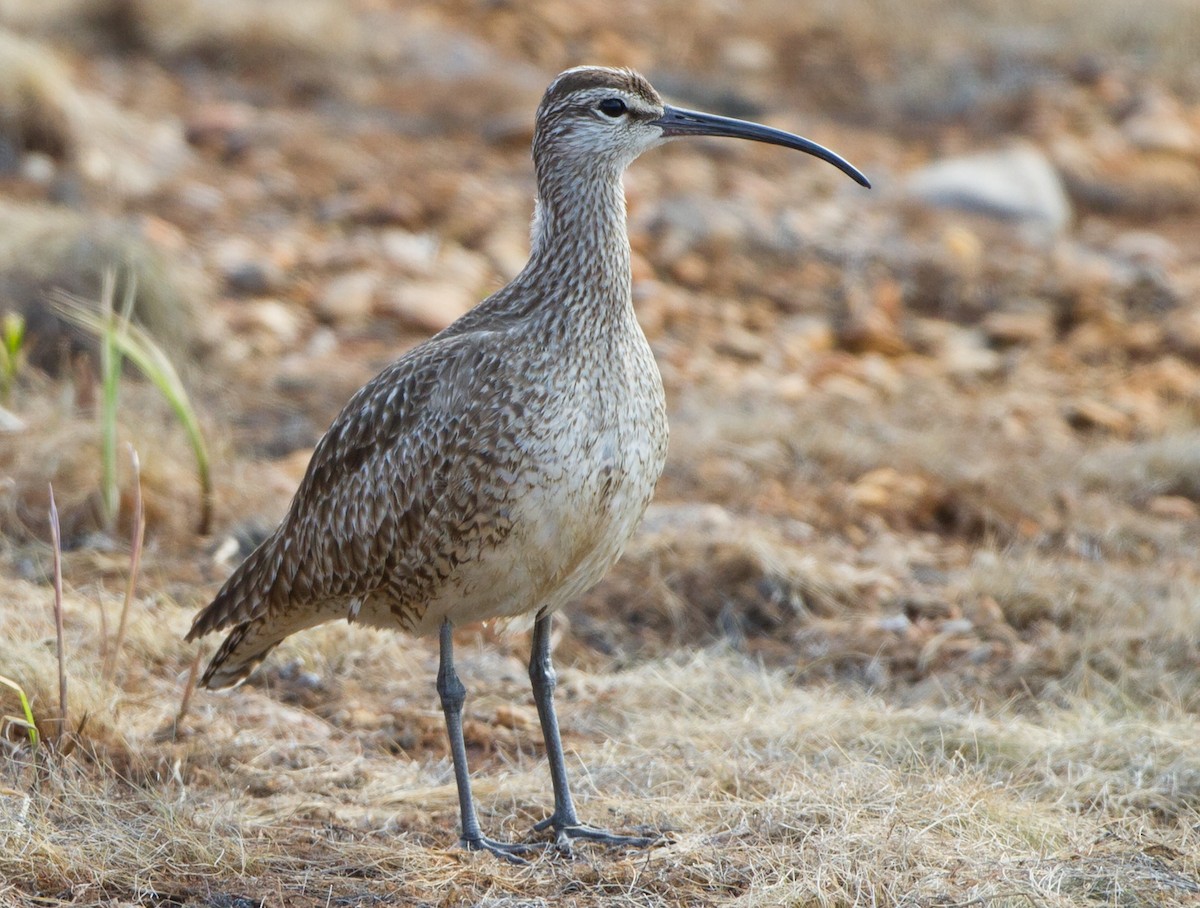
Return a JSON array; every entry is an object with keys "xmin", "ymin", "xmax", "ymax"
[
  {"xmin": 1081, "ymin": 433, "xmax": 1200, "ymax": 504},
  {"xmin": 0, "ymin": 379, "xmax": 220, "ymax": 546},
  {"xmin": 0, "ymin": 201, "xmax": 204, "ymax": 376},
  {"xmin": 0, "ymin": 27, "xmax": 75, "ymax": 162},
  {"xmin": 2, "ymin": 579, "xmax": 1199, "ymax": 907}
]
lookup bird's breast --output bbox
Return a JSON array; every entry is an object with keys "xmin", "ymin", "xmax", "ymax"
[
  {"xmin": 415, "ymin": 316, "xmax": 668, "ymax": 630},
  {"xmin": 513, "ymin": 337, "xmax": 667, "ymax": 598}
]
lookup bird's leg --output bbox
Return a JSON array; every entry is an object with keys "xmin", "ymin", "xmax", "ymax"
[
  {"xmin": 437, "ymin": 618, "xmax": 537, "ymax": 862},
  {"xmin": 528, "ymin": 611, "xmax": 659, "ymax": 852}
]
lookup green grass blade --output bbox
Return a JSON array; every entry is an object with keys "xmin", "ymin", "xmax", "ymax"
[
  {"xmin": 53, "ymin": 292, "xmax": 214, "ymax": 535},
  {"xmin": 98, "ymin": 271, "xmax": 123, "ymax": 530},
  {"xmin": 0, "ymin": 673, "xmax": 39, "ymax": 749}
]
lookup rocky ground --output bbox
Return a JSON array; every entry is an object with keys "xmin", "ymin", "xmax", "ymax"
[{"xmin": 1, "ymin": 1, "xmax": 1199, "ymax": 906}]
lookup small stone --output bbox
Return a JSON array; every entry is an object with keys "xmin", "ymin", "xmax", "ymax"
[
  {"xmin": 1147, "ymin": 496, "xmax": 1199, "ymax": 520},
  {"xmin": 982, "ymin": 309, "xmax": 1053, "ymax": 347},
  {"xmin": 315, "ymin": 269, "xmax": 380, "ymax": 326},
  {"xmin": 381, "ymin": 279, "xmax": 475, "ymax": 333},
  {"xmin": 436, "ymin": 244, "xmax": 491, "ymax": 292},
  {"xmin": 669, "ymin": 252, "xmax": 709, "ymax": 287},
  {"xmin": 184, "ymin": 102, "xmax": 254, "ymax": 157},
  {"xmin": 233, "ymin": 299, "xmax": 304, "ymax": 354},
  {"xmin": 941, "ymin": 223, "xmax": 984, "ymax": 269},
  {"xmin": 849, "ymin": 467, "xmax": 933, "ymax": 517},
  {"xmin": 0, "ymin": 405, "xmax": 27, "ymax": 433},
  {"xmin": 908, "ymin": 142, "xmax": 1072, "ymax": 233},
  {"xmin": 380, "ymin": 229, "xmax": 440, "ymax": 276},
  {"xmin": 940, "ymin": 326, "xmax": 1003, "ymax": 378},
  {"xmin": 19, "ymin": 152, "xmax": 56, "ymax": 185},
  {"xmin": 1055, "ymin": 136, "xmax": 1200, "ymax": 217},
  {"xmin": 632, "ymin": 279, "xmax": 666, "ymax": 337},
  {"xmin": 1110, "ymin": 230, "xmax": 1180, "ymax": 269},
  {"xmin": 637, "ymin": 501, "xmax": 732, "ymax": 535},
  {"xmin": 714, "ymin": 325, "xmax": 766, "ymax": 361},
  {"xmin": 779, "ymin": 316, "xmax": 835, "ymax": 362},
  {"xmin": 225, "ymin": 262, "xmax": 275, "ymax": 296},
  {"xmin": 721, "ymin": 38, "xmax": 774, "ymax": 74},
  {"xmin": 877, "ymin": 613, "xmax": 913, "ymax": 634},
  {"xmin": 1064, "ymin": 399, "xmax": 1132, "ymax": 437},
  {"xmin": 75, "ymin": 95, "xmax": 194, "ymax": 199},
  {"xmin": 835, "ymin": 278, "xmax": 908, "ymax": 356},
  {"xmin": 1121, "ymin": 91, "xmax": 1199, "ymax": 156},
  {"xmin": 492, "ymin": 704, "xmax": 536, "ymax": 730}
]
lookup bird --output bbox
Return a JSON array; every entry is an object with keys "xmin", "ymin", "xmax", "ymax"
[{"xmin": 187, "ymin": 65, "xmax": 869, "ymax": 861}]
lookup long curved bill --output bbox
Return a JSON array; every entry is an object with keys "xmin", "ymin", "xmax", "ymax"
[{"xmin": 653, "ymin": 105, "xmax": 870, "ymax": 188}]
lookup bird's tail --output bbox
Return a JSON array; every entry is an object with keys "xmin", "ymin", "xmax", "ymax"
[
  {"xmin": 187, "ymin": 532, "xmax": 290, "ymax": 689},
  {"xmin": 196, "ymin": 620, "xmax": 280, "ymax": 690}
]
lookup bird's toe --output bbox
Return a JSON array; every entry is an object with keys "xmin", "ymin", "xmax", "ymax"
[
  {"xmin": 460, "ymin": 834, "xmax": 543, "ymax": 864},
  {"xmin": 534, "ymin": 816, "xmax": 663, "ymax": 852}
]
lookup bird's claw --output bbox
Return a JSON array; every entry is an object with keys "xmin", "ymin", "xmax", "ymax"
[
  {"xmin": 460, "ymin": 834, "xmax": 541, "ymax": 864},
  {"xmin": 533, "ymin": 816, "xmax": 662, "ymax": 854}
]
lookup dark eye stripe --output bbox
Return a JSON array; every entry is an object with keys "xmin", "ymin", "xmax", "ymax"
[{"xmin": 598, "ymin": 98, "xmax": 627, "ymax": 117}]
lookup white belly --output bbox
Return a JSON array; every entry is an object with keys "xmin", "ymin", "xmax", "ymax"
[{"xmin": 423, "ymin": 419, "xmax": 662, "ymax": 631}]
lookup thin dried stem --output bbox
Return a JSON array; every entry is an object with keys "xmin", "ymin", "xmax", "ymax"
[
  {"xmin": 175, "ymin": 649, "xmax": 203, "ymax": 736},
  {"xmin": 47, "ymin": 483, "xmax": 67, "ymax": 748}
]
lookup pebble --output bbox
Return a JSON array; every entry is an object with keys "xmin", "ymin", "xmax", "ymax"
[
  {"xmin": 646, "ymin": 194, "xmax": 761, "ymax": 259},
  {"xmin": 982, "ymin": 309, "xmax": 1053, "ymax": 348},
  {"xmin": 315, "ymin": 269, "xmax": 380, "ymax": 326},
  {"xmin": 1064, "ymin": 398, "xmax": 1132, "ymax": 437},
  {"xmin": 184, "ymin": 102, "xmax": 254, "ymax": 158},
  {"xmin": 234, "ymin": 299, "xmax": 305, "ymax": 354},
  {"xmin": 1148, "ymin": 496, "xmax": 1199, "ymax": 521},
  {"xmin": 380, "ymin": 279, "xmax": 475, "ymax": 333},
  {"xmin": 1121, "ymin": 90, "xmax": 1199, "ymax": 156},
  {"xmin": 835, "ymin": 277, "xmax": 908, "ymax": 356},
  {"xmin": 0, "ymin": 405, "xmax": 26, "ymax": 433},
  {"xmin": 907, "ymin": 142, "xmax": 1072, "ymax": 233},
  {"xmin": 721, "ymin": 38, "xmax": 774, "ymax": 75},
  {"xmin": 1165, "ymin": 309, "xmax": 1200, "ymax": 361},
  {"xmin": 213, "ymin": 237, "xmax": 285, "ymax": 295},
  {"xmin": 849, "ymin": 467, "xmax": 933, "ymax": 516},
  {"xmin": 1109, "ymin": 230, "xmax": 1179, "ymax": 270},
  {"xmin": 380, "ymin": 229, "xmax": 440, "ymax": 276},
  {"xmin": 19, "ymin": 152, "xmax": 56, "ymax": 184},
  {"xmin": 938, "ymin": 326, "xmax": 1004, "ymax": 379},
  {"xmin": 714, "ymin": 325, "xmax": 767, "ymax": 362}
]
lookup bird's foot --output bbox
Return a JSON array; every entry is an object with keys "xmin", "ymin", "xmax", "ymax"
[
  {"xmin": 533, "ymin": 815, "xmax": 662, "ymax": 855},
  {"xmin": 460, "ymin": 834, "xmax": 542, "ymax": 864}
]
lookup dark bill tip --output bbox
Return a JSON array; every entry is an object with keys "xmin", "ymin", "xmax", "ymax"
[{"xmin": 653, "ymin": 105, "xmax": 871, "ymax": 189}]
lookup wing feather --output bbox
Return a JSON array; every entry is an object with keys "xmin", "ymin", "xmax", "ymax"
[{"xmin": 187, "ymin": 327, "xmax": 510, "ymax": 645}]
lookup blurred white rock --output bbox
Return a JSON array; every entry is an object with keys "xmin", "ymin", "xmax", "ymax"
[
  {"xmin": 907, "ymin": 143, "xmax": 1071, "ymax": 233},
  {"xmin": 315, "ymin": 269, "xmax": 380, "ymax": 326}
]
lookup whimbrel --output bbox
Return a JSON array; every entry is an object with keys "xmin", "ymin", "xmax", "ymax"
[{"xmin": 188, "ymin": 66, "xmax": 869, "ymax": 860}]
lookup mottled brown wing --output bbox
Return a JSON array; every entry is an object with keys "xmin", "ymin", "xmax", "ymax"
[{"xmin": 186, "ymin": 327, "xmax": 512, "ymax": 649}]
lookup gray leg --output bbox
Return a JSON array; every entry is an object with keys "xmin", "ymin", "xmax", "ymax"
[
  {"xmin": 437, "ymin": 619, "xmax": 536, "ymax": 862},
  {"xmin": 528, "ymin": 610, "xmax": 659, "ymax": 852}
]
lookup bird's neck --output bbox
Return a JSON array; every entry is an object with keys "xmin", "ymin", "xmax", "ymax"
[{"xmin": 522, "ymin": 163, "xmax": 633, "ymax": 317}]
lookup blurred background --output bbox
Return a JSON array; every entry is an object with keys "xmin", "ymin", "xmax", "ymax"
[{"xmin": 0, "ymin": 0, "xmax": 1198, "ymax": 693}]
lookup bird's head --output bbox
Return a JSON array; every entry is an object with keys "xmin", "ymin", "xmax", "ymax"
[{"xmin": 534, "ymin": 66, "xmax": 870, "ymax": 188}]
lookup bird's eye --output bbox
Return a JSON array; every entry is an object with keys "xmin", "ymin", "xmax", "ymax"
[{"xmin": 597, "ymin": 98, "xmax": 627, "ymax": 118}]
